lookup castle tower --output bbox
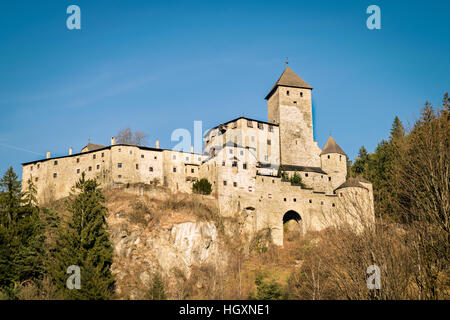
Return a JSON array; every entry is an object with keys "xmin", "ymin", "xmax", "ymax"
[
  {"xmin": 320, "ymin": 135, "xmax": 347, "ymax": 189},
  {"xmin": 265, "ymin": 65, "xmax": 321, "ymax": 167}
]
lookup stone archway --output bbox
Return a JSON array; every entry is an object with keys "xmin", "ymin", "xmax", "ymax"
[{"xmin": 283, "ymin": 210, "xmax": 302, "ymax": 235}]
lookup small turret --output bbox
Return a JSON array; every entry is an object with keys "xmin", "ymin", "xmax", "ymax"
[{"xmin": 320, "ymin": 135, "xmax": 347, "ymax": 189}]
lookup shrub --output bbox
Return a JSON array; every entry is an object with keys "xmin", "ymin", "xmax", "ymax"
[
  {"xmin": 290, "ymin": 171, "xmax": 306, "ymax": 188},
  {"xmin": 192, "ymin": 178, "xmax": 212, "ymax": 195}
]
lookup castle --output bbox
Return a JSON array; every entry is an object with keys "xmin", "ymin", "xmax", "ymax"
[{"xmin": 22, "ymin": 65, "xmax": 374, "ymax": 246}]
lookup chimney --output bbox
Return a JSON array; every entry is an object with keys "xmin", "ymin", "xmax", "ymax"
[
  {"xmin": 190, "ymin": 145, "xmax": 194, "ymax": 153},
  {"xmin": 46, "ymin": 151, "xmax": 51, "ymax": 159},
  {"xmin": 111, "ymin": 137, "xmax": 116, "ymax": 146},
  {"xmin": 155, "ymin": 139, "xmax": 159, "ymax": 149},
  {"xmin": 69, "ymin": 147, "xmax": 73, "ymax": 155}
]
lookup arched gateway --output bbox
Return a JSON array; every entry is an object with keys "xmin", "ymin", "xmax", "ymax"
[{"xmin": 282, "ymin": 210, "xmax": 303, "ymax": 235}]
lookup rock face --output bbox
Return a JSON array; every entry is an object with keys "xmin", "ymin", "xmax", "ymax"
[{"xmin": 106, "ymin": 191, "xmax": 227, "ymax": 299}]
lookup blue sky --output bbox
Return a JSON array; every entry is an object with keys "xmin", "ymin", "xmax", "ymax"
[{"xmin": 0, "ymin": 0, "xmax": 449, "ymax": 178}]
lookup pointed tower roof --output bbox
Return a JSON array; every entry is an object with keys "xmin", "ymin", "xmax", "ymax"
[
  {"xmin": 320, "ymin": 136, "xmax": 347, "ymax": 156},
  {"xmin": 265, "ymin": 66, "xmax": 312, "ymax": 100}
]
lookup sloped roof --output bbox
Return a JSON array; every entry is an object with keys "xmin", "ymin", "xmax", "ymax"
[
  {"xmin": 335, "ymin": 178, "xmax": 368, "ymax": 191},
  {"xmin": 82, "ymin": 143, "xmax": 107, "ymax": 153},
  {"xmin": 265, "ymin": 66, "xmax": 312, "ymax": 100},
  {"xmin": 320, "ymin": 136, "xmax": 347, "ymax": 156}
]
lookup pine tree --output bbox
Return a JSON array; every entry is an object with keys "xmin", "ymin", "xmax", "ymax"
[
  {"xmin": 420, "ymin": 101, "xmax": 435, "ymax": 124},
  {"xmin": 52, "ymin": 173, "xmax": 114, "ymax": 299},
  {"xmin": 351, "ymin": 146, "xmax": 370, "ymax": 177},
  {"xmin": 0, "ymin": 166, "xmax": 22, "ymax": 226},
  {"xmin": 390, "ymin": 116, "xmax": 405, "ymax": 141},
  {"xmin": 0, "ymin": 167, "xmax": 45, "ymax": 296},
  {"xmin": 147, "ymin": 273, "xmax": 166, "ymax": 300}
]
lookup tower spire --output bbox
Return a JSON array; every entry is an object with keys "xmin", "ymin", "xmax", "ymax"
[{"xmin": 285, "ymin": 57, "xmax": 289, "ymax": 66}]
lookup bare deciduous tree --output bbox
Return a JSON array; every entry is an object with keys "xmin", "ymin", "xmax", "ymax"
[{"xmin": 116, "ymin": 127, "xmax": 149, "ymax": 146}]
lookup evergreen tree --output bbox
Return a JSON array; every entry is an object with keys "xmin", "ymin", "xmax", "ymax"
[
  {"xmin": 390, "ymin": 116, "xmax": 405, "ymax": 141},
  {"xmin": 192, "ymin": 178, "xmax": 212, "ymax": 195},
  {"xmin": 0, "ymin": 166, "xmax": 22, "ymax": 226},
  {"xmin": 420, "ymin": 101, "xmax": 435, "ymax": 124},
  {"xmin": 351, "ymin": 146, "xmax": 370, "ymax": 177},
  {"xmin": 147, "ymin": 273, "xmax": 166, "ymax": 300},
  {"xmin": 0, "ymin": 167, "xmax": 45, "ymax": 297},
  {"xmin": 52, "ymin": 174, "xmax": 114, "ymax": 299}
]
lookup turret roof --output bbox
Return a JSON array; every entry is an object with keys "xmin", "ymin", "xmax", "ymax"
[
  {"xmin": 265, "ymin": 66, "xmax": 312, "ymax": 100},
  {"xmin": 320, "ymin": 136, "xmax": 347, "ymax": 156}
]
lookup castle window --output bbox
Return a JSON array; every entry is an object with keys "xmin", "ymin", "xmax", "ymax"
[
  {"xmin": 191, "ymin": 168, "xmax": 195, "ymax": 173},
  {"xmin": 284, "ymin": 198, "xmax": 287, "ymax": 202},
  {"xmin": 35, "ymin": 177, "xmax": 38, "ymax": 182},
  {"xmin": 247, "ymin": 120, "xmax": 253, "ymax": 128},
  {"xmin": 309, "ymin": 199, "xmax": 312, "ymax": 203},
  {"xmin": 118, "ymin": 175, "xmax": 122, "ymax": 179},
  {"xmin": 264, "ymin": 155, "xmax": 269, "ymax": 161},
  {"xmin": 223, "ymin": 181, "xmax": 227, "ymax": 186},
  {"xmin": 88, "ymin": 166, "xmax": 92, "ymax": 171},
  {"xmin": 328, "ymin": 177, "xmax": 332, "ymax": 181},
  {"xmin": 321, "ymin": 175, "xmax": 323, "ymax": 179},
  {"xmin": 77, "ymin": 169, "xmax": 80, "ymax": 174},
  {"xmin": 339, "ymin": 155, "xmax": 342, "ymax": 161},
  {"xmin": 37, "ymin": 164, "xmax": 40, "ymax": 169},
  {"xmin": 267, "ymin": 139, "xmax": 271, "ymax": 145},
  {"xmin": 102, "ymin": 153, "xmax": 104, "ymax": 157},
  {"xmin": 222, "ymin": 162, "xmax": 225, "ymax": 166},
  {"xmin": 198, "ymin": 157, "xmax": 201, "ymax": 161},
  {"xmin": 77, "ymin": 158, "xmax": 80, "ymax": 163},
  {"xmin": 305, "ymin": 173, "xmax": 309, "ymax": 177},
  {"xmin": 232, "ymin": 161, "xmax": 238, "ymax": 167},
  {"xmin": 118, "ymin": 163, "xmax": 122, "ymax": 168},
  {"xmin": 54, "ymin": 160, "xmax": 58, "ymax": 166},
  {"xmin": 118, "ymin": 148, "xmax": 121, "ymax": 152},
  {"xmin": 53, "ymin": 173, "xmax": 57, "ymax": 178},
  {"xmin": 272, "ymin": 180, "xmax": 275, "ymax": 183},
  {"xmin": 258, "ymin": 123, "xmax": 263, "ymax": 130},
  {"xmin": 243, "ymin": 163, "xmax": 247, "ymax": 170},
  {"xmin": 286, "ymin": 90, "xmax": 290, "ymax": 96},
  {"xmin": 240, "ymin": 150, "xmax": 244, "ymax": 156},
  {"xmin": 321, "ymin": 201, "xmax": 324, "ymax": 205},
  {"xmin": 229, "ymin": 149, "xmax": 233, "ymax": 154},
  {"xmin": 136, "ymin": 164, "xmax": 139, "ymax": 170},
  {"xmin": 96, "ymin": 165, "xmax": 100, "ymax": 170},
  {"xmin": 141, "ymin": 155, "xmax": 144, "ymax": 159},
  {"xmin": 327, "ymin": 155, "xmax": 330, "ymax": 159},
  {"xmin": 269, "ymin": 125, "xmax": 273, "ymax": 132},
  {"xmin": 154, "ymin": 156, "xmax": 157, "ymax": 160},
  {"xmin": 233, "ymin": 182, "xmax": 237, "ymax": 187},
  {"xmin": 332, "ymin": 203, "xmax": 336, "ymax": 207},
  {"xmin": 129, "ymin": 150, "xmax": 132, "ymax": 155},
  {"xmin": 300, "ymin": 92, "xmax": 303, "ymax": 97},
  {"xmin": 293, "ymin": 101, "xmax": 297, "ymax": 104},
  {"xmin": 30, "ymin": 166, "xmax": 33, "ymax": 171},
  {"xmin": 293, "ymin": 198, "xmax": 296, "ymax": 202},
  {"xmin": 149, "ymin": 167, "xmax": 153, "ymax": 172},
  {"xmin": 173, "ymin": 155, "xmax": 176, "ymax": 160},
  {"xmin": 93, "ymin": 154, "xmax": 96, "ymax": 160},
  {"xmin": 173, "ymin": 167, "xmax": 176, "ymax": 173}
]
